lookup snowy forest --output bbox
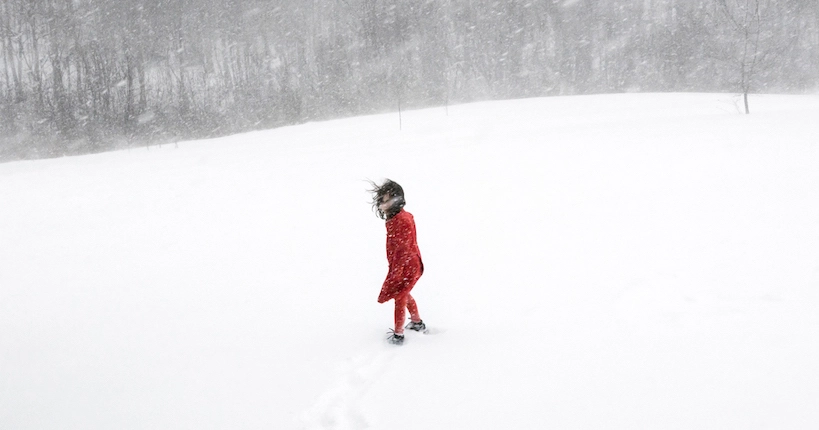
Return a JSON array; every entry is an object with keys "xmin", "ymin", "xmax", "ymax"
[{"xmin": 1, "ymin": 0, "xmax": 817, "ymax": 160}]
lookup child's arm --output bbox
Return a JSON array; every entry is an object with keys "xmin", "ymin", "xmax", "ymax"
[
  {"xmin": 387, "ymin": 216, "xmax": 415, "ymax": 269},
  {"xmin": 379, "ymin": 216, "xmax": 416, "ymax": 302}
]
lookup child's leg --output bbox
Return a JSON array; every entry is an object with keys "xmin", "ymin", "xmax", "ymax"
[
  {"xmin": 395, "ymin": 294, "xmax": 409, "ymax": 334},
  {"xmin": 394, "ymin": 293, "xmax": 421, "ymax": 334},
  {"xmin": 406, "ymin": 294, "xmax": 421, "ymax": 323},
  {"xmin": 393, "ymin": 269, "xmax": 423, "ymax": 334},
  {"xmin": 393, "ymin": 294, "xmax": 408, "ymax": 334}
]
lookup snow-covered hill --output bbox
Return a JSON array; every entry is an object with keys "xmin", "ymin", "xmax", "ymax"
[{"xmin": 2, "ymin": 93, "xmax": 818, "ymax": 429}]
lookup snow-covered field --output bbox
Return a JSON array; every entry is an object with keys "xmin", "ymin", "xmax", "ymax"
[{"xmin": 2, "ymin": 93, "xmax": 818, "ymax": 430}]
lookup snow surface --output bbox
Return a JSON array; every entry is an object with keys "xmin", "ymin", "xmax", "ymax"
[{"xmin": 2, "ymin": 93, "xmax": 819, "ymax": 430}]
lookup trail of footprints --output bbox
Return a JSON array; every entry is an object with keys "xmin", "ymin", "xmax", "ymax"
[{"xmin": 299, "ymin": 349, "xmax": 396, "ymax": 430}]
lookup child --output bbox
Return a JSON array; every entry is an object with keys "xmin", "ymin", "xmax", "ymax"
[{"xmin": 370, "ymin": 179, "xmax": 425, "ymax": 345}]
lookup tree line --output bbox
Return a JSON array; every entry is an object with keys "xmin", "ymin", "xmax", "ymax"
[{"xmin": 1, "ymin": 0, "xmax": 817, "ymax": 160}]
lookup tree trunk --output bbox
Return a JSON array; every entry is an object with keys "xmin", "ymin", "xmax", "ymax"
[
  {"xmin": 124, "ymin": 48, "xmax": 134, "ymax": 129},
  {"xmin": 28, "ymin": 13, "xmax": 44, "ymax": 110}
]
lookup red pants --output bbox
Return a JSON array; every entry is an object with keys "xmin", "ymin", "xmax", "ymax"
[{"xmin": 394, "ymin": 292, "xmax": 421, "ymax": 334}]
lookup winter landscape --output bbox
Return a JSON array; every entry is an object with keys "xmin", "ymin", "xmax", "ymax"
[{"xmin": 1, "ymin": 92, "xmax": 818, "ymax": 429}]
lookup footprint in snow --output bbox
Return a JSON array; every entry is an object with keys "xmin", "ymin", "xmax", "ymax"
[{"xmin": 298, "ymin": 348, "xmax": 396, "ymax": 430}]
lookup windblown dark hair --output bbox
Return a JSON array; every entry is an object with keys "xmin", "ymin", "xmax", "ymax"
[{"xmin": 368, "ymin": 179, "xmax": 406, "ymax": 220}]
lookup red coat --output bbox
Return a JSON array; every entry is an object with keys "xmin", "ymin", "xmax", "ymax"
[{"xmin": 378, "ymin": 209, "xmax": 424, "ymax": 303}]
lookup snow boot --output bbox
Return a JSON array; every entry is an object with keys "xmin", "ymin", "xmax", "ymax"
[
  {"xmin": 387, "ymin": 330, "xmax": 405, "ymax": 345},
  {"xmin": 405, "ymin": 320, "xmax": 426, "ymax": 332}
]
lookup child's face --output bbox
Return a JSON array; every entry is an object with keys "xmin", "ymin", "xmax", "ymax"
[{"xmin": 378, "ymin": 194, "xmax": 393, "ymax": 212}]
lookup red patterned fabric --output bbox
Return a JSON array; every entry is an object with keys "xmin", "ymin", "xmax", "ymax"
[{"xmin": 377, "ymin": 209, "xmax": 424, "ymax": 303}]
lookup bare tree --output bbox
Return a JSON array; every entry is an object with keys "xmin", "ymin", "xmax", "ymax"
[{"xmin": 716, "ymin": 0, "xmax": 773, "ymax": 113}]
